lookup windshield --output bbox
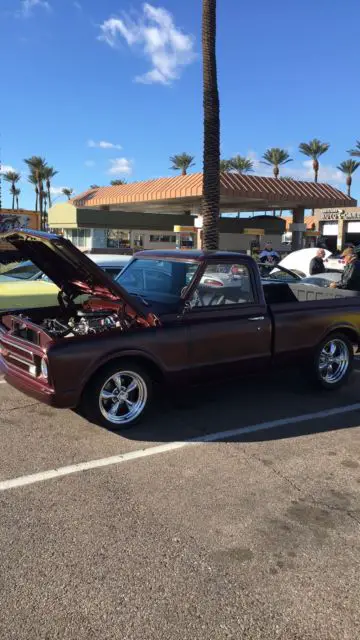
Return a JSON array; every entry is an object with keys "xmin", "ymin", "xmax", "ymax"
[
  {"xmin": 1, "ymin": 261, "xmax": 41, "ymax": 280},
  {"xmin": 117, "ymin": 258, "xmax": 198, "ymax": 302},
  {"xmin": 264, "ymin": 267, "xmax": 305, "ymax": 281}
]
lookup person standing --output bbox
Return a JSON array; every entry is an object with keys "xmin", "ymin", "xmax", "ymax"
[
  {"xmin": 259, "ymin": 242, "xmax": 280, "ymax": 264},
  {"xmin": 309, "ymin": 248, "xmax": 326, "ymax": 275},
  {"xmin": 330, "ymin": 248, "xmax": 360, "ymax": 291}
]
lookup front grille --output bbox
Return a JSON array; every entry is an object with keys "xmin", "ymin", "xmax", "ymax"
[{"xmin": 0, "ymin": 334, "xmax": 40, "ymax": 377}]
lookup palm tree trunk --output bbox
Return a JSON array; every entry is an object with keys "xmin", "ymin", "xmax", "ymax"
[
  {"xmin": 34, "ymin": 188, "xmax": 39, "ymax": 212},
  {"xmin": 16, "ymin": 195, "xmax": 19, "ymax": 210},
  {"xmin": 182, "ymin": 168, "xmax": 186, "ymax": 176},
  {"xmin": 11, "ymin": 185, "xmax": 15, "ymax": 210},
  {"xmin": 274, "ymin": 166, "xmax": 279, "ymax": 179},
  {"xmin": 38, "ymin": 178, "xmax": 44, "ymax": 229},
  {"xmin": 201, "ymin": 0, "xmax": 220, "ymax": 250},
  {"xmin": 347, "ymin": 176, "xmax": 351, "ymax": 196},
  {"xmin": 313, "ymin": 159, "xmax": 319, "ymax": 183},
  {"xmin": 47, "ymin": 179, "xmax": 52, "ymax": 208}
]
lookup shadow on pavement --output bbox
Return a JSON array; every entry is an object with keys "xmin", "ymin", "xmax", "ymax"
[{"xmin": 99, "ymin": 370, "xmax": 360, "ymax": 444}]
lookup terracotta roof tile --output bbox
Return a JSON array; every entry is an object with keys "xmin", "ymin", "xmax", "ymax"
[{"xmin": 72, "ymin": 172, "xmax": 356, "ymax": 210}]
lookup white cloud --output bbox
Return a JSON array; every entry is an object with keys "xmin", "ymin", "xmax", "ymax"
[
  {"xmin": 300, "ymin": 160, "xmax": 344, "ymax": 184},
  {"xmin": 98, "ymin": 3, "xmax": 196, "ymax": 85},
  {"xmin": 84, "ymin": 160, "xmax": 96, "ymax": 167},
  {"xmin": 108, "ymin": 158, "xmax": 132, "ymax": 176},
  {"xmin": 88, "ymin": 139, "xmax": 122, "ymax": 150},
  {"xmin": 19, "ymin": 0, "xmax": 51, "ymax": 17},
  {"xmin": 50, "ymin": 186, "xmax": 69, "ymax": 196},
  {"xmin": 0, "ymin": 165, "xmax": 17, "ymax": 174}
]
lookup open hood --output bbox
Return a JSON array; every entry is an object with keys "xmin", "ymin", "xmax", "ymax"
[{"xmin": 0, "ymin": 229, "xmax": 150, "ymax": 319}]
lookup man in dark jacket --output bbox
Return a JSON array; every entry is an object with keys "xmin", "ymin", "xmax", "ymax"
[
  {"xmin": 330, "ymin": 248, "xmax": 360, "ymax": 291},
  {"xmin": 309, "ymin": 249, "xmax": 326, "ymax": 275}
]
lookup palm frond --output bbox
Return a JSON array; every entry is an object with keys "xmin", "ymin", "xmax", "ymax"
[
  {"xmin": 261, "ymin": 148, "xmax": 292, "ymax": 166},
  {"xmin": 299, "ymin": 139, "xmax": 330, "ymax": 159},
  {"xmin": 42, "ymin": 166, "xmax": 58, "ymax": 180},
  {"xmin": 337, "ymin": 159, "xmax": 360, "ymax": 175},
  {"xmin": 228, "ymin": 155, "xmax": 254, "ymax": 174},
  {"xmin": 347, "ymin": 140, "xmax": 360, "ymax": 157},
  {"xmin": 220, "ymin": 159, "xmax": 231, "ymax": 171},
  {"xmin": 3, "ymin": 171, "xmax": 21, "ymax": 184},
  {"xmin": 170, "ymin": 153, "xmax": 195, "ymax": 172},
  {"xmin": 110, "ymin": 179, "xmax": 127, "ymax": 186}
]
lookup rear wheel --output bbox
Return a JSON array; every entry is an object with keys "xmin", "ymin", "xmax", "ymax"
[
  {"xmin": 83, "ymin": 360, "xmax": 153, "ymax": 430},
  {"xmin": 313, "ymin": 333, "xmax": 353, "ymax": 390}
]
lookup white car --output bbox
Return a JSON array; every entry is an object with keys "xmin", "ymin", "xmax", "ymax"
[
  {"xmin": 0, "ymin": 253, "xmax": 131, "ymax": 283},
  {"xmin": 275, "ymin": 248, "xmax": 331, "ymax": 278}
]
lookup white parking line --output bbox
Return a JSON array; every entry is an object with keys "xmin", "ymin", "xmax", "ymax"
[
  {"xmin": 0, "ymin": 380, "xmax": 6, "ymax": 384},
  {"xmin": 1, "ymin": 402, "xmax": 360, "ymax": 492}
]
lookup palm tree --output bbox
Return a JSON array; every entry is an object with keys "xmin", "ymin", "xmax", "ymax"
[
  {"xmin": 28, "ymin": 173, "xmax": 40, "ymax": 212},
  {"xmin": 89, "ymin": 184, "xmax": 100, "ymax": 189},
  {"xmin": 24, "ymin": 156, "xmax": 47, "ymax": 228},
  {"xmin": 337, "ymin": 160, "xmax": 360, "ymax": 196},
  {"xmin": 62, "ymin": 188, "xmax": 74, "ymax": 200},
  {"xmin": 110, "ymin": 179, "xmax": 127, "ymax": 186},
  {"xmin": 220, "ymin": 159, "xmax": 231, "ymax": 172},
  {"xmin": 170, "ymin": 153, "xmax": 195, "ymax": 176},
  {"xmin": 261, "ymin": 148, "xmax": 292, "ymax": 178},
  {"xmin": 347, "ymin": 140, "xmax": 360, "ymax": 157},
  {"xmin": 298, "ymin": 139, "xmax": 330, "ymax": 182},
  {"xmin": 12, "ymin": 187, "xmax": 21, "ymax": 210},
  {"xmin": 228, "ymin": 155, "xmax": 254, "ymax": 174},
  {"xmin": 201, "ymin": 0, "xmax": 220, "ymax": 250},
  {"xmin": 42, "ymin": 166, "xmax": 58, "ymax": 208},
  {"xmin": 3, "ymin": 171, "xmax": 20, "ymax": 210}
]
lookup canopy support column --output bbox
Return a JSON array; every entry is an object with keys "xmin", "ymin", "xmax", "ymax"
[{"xmin": 291, "ymin": 207, "xmax": 306, "ymax": 251}]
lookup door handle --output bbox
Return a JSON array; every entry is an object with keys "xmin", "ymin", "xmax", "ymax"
[{"xmin": 248, "ymin": 316, "xmax": 265, "ymax": 321}]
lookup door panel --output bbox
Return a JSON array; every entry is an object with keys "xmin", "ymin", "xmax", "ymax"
[{"xmin": 184, "ymin": 303, "xmax": 272, "ymax": 379}]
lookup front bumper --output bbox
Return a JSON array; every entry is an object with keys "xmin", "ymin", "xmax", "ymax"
[{"xmin": 0, "ymin": 357, "xmax": 78, "ymax": 409}]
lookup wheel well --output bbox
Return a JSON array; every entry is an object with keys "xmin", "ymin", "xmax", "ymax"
[
  {"xmin": 326, "ymin": 328, "xmax": 359, "ymax": 351},
  {"xmin": 83, "ymin": 355, "xmax": 165, "ymax": 395}
]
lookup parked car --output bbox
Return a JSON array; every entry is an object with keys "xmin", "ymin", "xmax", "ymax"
[
  {"xmin": 0, "ymin": 254, "xmax": 131, "ymax": 311},
  {"xmin": 1, "ymin": 230, "xmax": 360, "ymax": 430},
  {"xmin": 266, "ymin": 265, "xmax": 342, "ymax": 287},
  {"xmin": 277, "ymin": 247, "xmax": 331, "ymax": 277}
]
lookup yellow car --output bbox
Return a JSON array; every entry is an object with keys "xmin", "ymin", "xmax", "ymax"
[{"xmin": 0, "ymin": 255, "xmax": 131, "ymax": 311}]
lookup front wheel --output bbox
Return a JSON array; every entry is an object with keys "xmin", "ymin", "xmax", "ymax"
[
  {"xmin": 313, "ymin": 333, "xmax": 354, "ymax": 390},
  {"xmin": 83, "ymin": 360, "xmax": 153, "ymax": 430}
]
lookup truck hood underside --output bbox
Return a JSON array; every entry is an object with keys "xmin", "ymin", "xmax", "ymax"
[{"xmin": 0, "ymin": 229, "xmax": 157, "ymax": 325}]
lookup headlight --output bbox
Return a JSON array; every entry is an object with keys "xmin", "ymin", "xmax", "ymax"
[{"xmin": 40, "ymin": 358, "xmax": 48, "ymax": 379}]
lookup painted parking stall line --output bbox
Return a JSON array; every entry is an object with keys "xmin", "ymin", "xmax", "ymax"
[{"xmin": 1, "ymin": 402, "xmax": 360, "ymax": 492}]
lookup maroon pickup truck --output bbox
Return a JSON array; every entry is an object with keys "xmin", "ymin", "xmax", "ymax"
[{"xmin": 1, "ymin": 229, "xmax": 360, "ymax": 429}]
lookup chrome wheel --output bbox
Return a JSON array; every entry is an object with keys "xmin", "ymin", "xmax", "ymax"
[
  {"xmin": 99, "ymin": 370, "xmax": 148, "ymax": 425},
  {"xmin": 318, "ymin": 339, "xmax": 349, "ymax": 384}
]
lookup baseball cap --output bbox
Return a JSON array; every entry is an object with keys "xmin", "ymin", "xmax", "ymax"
[{"xmin": 341, "ymin": 247, "xmax": 355, "ymax": 257}]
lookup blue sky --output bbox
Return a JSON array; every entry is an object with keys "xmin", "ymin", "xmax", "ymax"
[{"xmin": 1, "ymin": 0, "xmax": 360, "ymax": 210}]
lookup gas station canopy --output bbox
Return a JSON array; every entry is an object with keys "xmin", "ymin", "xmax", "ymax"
[{"xmin": 72, "ymin": 172, "xmax": 356, "ymax": 213}]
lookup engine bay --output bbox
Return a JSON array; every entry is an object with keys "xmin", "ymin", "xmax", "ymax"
[
  {"xmin": 1, "ymin": 296, "xmax": 159, "ymax": 345},
  {"xmin": 42, "ymin": 309, "xmax": 126, "ymax": 337}
]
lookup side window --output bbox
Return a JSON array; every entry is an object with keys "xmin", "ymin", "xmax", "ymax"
[{"xmin": 190, "ymin": 263, "xmax": 254, "ymax": 308}]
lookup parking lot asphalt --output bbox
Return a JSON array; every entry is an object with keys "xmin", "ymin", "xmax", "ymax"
[{"xmin": 1, "ymin": 367, "xmax": 360, "ymax": 639}]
